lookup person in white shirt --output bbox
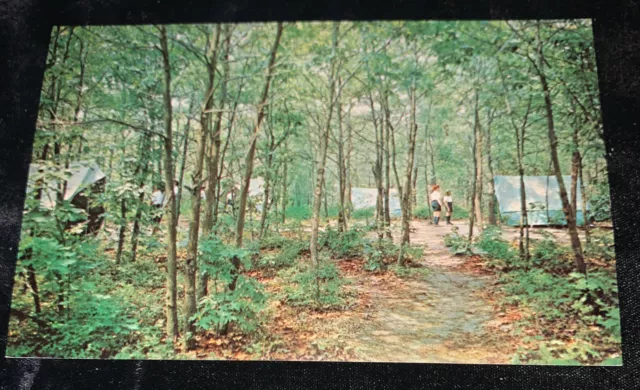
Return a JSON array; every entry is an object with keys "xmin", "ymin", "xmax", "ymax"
[
  {"xmin": 443, "ymin": 191, "xmax": 453, "ymax": 225},
  {"xmin": 151, "ymin": 185, "xmax": 165, "ymax": 225},
  {"xmin": 430, "ymin": 184, "xmax": 442, "ymax": 226}
]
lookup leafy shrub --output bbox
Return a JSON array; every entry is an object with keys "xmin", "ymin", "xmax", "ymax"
[
  {"xmin": 195, "ymin": 275, "xmax": 266, "ymax": 334},
  {"xmin": 362, "ymin": 239, "xmax": 395, "ymax": 272},
  {"xmin": 443, "ymin": 227, "xmax": 471, "ymax": 255},
  {"xmin": 9, "ymin": 281, "xmax": 142, "ymax": 359},
  {"xmin": 280, "ymin": 261, "xmax": 345, "ymax": 310},
  {"xmin": 414, "ymin": 205, "xmax": 431, "ymax": 220},
  {"xmin": 352, "ymin": 207, "xmax": 375, "ymax": 220},
  {"xmin": 320, "ymin": 226, "xmax": 365, "ymax": 258},
  {"xmin": 196, "ymin": 235, "xmax": 266, "ymax": 334},
  {"xmin": 529, "ymin": 237, "xmax": 573, "ymax": 274},
  {"xmin": 476, "ymin": 226, "xmax": 517, "ymax": 268},
  {"xmin": 255, "ymin": 238, "xmax": 308, "ymax": 270}
]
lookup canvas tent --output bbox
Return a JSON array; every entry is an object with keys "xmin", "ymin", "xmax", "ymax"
[
  {"xmin": 28, "ymin": 161, "xmax": 106, "ymax": 209},
  {"xmin": 494, "ymin": 175, "xmax": 588, "ymax": 227},
  {"xmin": 350, "ymin": 187, "xmax": 402, "ymax": 217}
]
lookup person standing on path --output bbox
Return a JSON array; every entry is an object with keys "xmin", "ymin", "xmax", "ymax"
[
  {"xmin": 430, "ymin": 184, "xmax": 443, "ymax": 226},
  {"xmin": 443, "ymin": 191, "xmax": 453, "ymax": 225}
]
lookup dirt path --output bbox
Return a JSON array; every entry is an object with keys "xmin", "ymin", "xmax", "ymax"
[{"xmin": 344, "ymin": 220, "xmax": 515, "ymax": 363}]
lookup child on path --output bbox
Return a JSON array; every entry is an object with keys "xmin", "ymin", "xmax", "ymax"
[
  {"xmin": 430, "ymin": 184, "xmax": 442, "ymax": 226},
  {"xmin": 444, "ymin": 191, "xmax": 453, "ymax": 225}
]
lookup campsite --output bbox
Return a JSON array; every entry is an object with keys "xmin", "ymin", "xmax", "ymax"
[{"xmin": 8, "ymin": 20, "xmax": 620, "ymax": 365}]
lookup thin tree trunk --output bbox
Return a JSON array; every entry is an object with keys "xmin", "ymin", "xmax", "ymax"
[
  {"xmin": 26, "ymin": 266, "xmax": 41, "ymax": 314},
  {"xmin": 346, "ymin": 121, "xmax": 353, "ymax": 219},
  {"xmin": 580, "ymin": 162, "xmax": 591, "ymax": 243},
  {"xmin": 383, "ymin": 94, "xmax": 392, "ymax": 239},
  {"xmin": 486, "ymin": 110, "xmax": 497, "ymax": 226},
  {"xmin": 131, "ymin": 131, "xmax": 152, "ymax": 263},
  {"xmin": 115, "ymin": 198, "xmax": 127, "ymax": 265},
  {"xmin": 534, "ymin": 22, "xmax": 586, "ymax": 273},
  {"xmin": 200, "ymin": 24, "xmax": 229, "ymax": 300},
  {"xmin": 468, "ymin": 92, "xmax": 479, "ymax": 243},
  {"xmin": 400, "ymin": 81, "xmax": 418, "ymax": 253},
  {"xmin": 235, "ymin": 22, "xmax": 283, "ymax": 249},
  {"xmin": 175, "ymin": 117, "xmax": 190, "ymax": 223},
  {"xmin": 337, "ymin": 86, "xmax": 348, "ymax": 233},
  {"xmin": 185, "ymin": 25, "xmax": 221, "ymax": 349},
  {"xmin": 473, "ymin": 93, "xmax": 484, "ymax": 233},
  {"xmin": 310, "ymin": 22, "xmax": 339, "ymax": 295},
  {"xmin": 281, "ymin": 141, "xmax": 288, "ymax": 224},
  {"xmin": 159, "ymin": 25, "xmax": 179, "ymax": 341}
]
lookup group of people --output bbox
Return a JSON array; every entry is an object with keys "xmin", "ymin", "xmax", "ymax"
[{"xmin": 429, "ymin": 184, "xmax": 453, "ymax": 226}]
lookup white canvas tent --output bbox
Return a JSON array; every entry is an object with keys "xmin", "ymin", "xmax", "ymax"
[
  {"xmin": 350, "ymin": 187, "xmax": 402, "ymax": 217},
  {"xmin": 27, "ymin": 161, "xmax": 106, "ymax": 209},
  {"xmin": 494, "ymin": 175, "xmax": 588, "ymax": 226}
]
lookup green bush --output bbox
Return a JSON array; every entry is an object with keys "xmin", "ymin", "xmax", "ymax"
[
  {"xmin": 362, "ymin": 238, "xmax": 395, "ymax": 272},
  {"xmin": 196, "ymin": 235, "xmax": 266, "ymax": 334},
  {"xmin": 352, "ymin": 207, "xmax": 375, "ymax": 220},
  {"xmin": 255, "ymin": 238, "xmax": 308, "ymax": 270},
  {"xmin": 280, "ymin": 261, "xmax": 345, "ymax": 310},
  {"xmin": 414, "ymin": 205, "xmax": 431, "ymax": 219},
  {"xmin": 443, "ymin": 228, "xmax": 471, "ymax": 255},
  {"xmin": 320, "ymin": 226, "xmax": 365, "ymax": 258},
  {"xmin": 476, "ymin": 226, "xmax": 517, "ymax": 267}
]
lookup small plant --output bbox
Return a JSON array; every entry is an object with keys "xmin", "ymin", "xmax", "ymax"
[
  {"xmin": 196, "ymin": 235, "xmax": 266, "ymax": 334},
  {"xmin": 443, "ymin": 227, "xmax": 472, "ymax": 255},
  {"xmin": 280, "ymin": 261, "xmax": 345, "ymax": 310},
  {"xmin": 320, "ymin": 226, "xmax": 365, "ymax": 258},
  {"xmin": 255, "ymin": 238, "xmax": 308, "ymax": 270}
]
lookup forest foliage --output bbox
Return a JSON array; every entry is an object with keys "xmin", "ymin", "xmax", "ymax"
[{"xmin": 7, "ymin": 20, "xmax": 617, "ymax": 364}]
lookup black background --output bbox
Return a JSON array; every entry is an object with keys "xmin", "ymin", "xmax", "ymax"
[{"xmin": 1, "ymin": 0, "xmax": 639, "ymax": 388}]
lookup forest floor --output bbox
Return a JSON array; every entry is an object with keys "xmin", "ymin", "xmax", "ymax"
[{"xmin": 190, "ymin": 219, "xmax": 522, "ymax": 363}]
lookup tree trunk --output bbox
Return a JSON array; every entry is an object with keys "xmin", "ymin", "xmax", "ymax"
[
  {"xmin": 580, "ymin": 161, "xmax": 591, "ymax": 243},
  {"xmin": 383, "ymin": 94, "xmax": 392, "ymax": 239},
  {"xmin": 310, "ymin": 22, "xmax": 339, "ymax": 292},
  {"xmin": 184, "ymin": 25, "xmax": 222, "ymax": 349},
  {"xmin": 534, "ymin": 24, "xmax": 586, "ymax": 273},
  {"xmin": 337, "ymin": 87, "xmax": 348, "ymax": 233},
  {"xmin": 486, "ymin": 111, "xmax": 497, "ymax": 226},
  {"xmin": 473, "ymin": 93, "xmax": 484, "ymax": 233},
  {"xmin": 368, "ymin": 92, "xmax": 384, "ymax": 242},
  {"xmin": 159, "ymin": 25, "xmax": 179, "ymax": 341},
  {"xmin": 259, "ymin": 147, "xmax": 274, "ymax": 239},
  {"xmin": 468, "ymin": 92, "xmax": 479, "ymax": 243},
  {"xmin": 400, "ymin": 82, "xmax": 419, "ymax": 252},
  {"xmin": 200, "ymin": 24, "xmax": 229, "ymax": 300},
  {"xmin": 26, "ymin": 266, "xmax": 41, "ymax": 314},
  {"xmin": 115, "ymin": 198, "xmax": 127, "ymax": 265},
  {"xmin": 235, "ymin": 22, "xmax": 283, "ymax": 249},
  {"xmin": 175, "ymin": 115, "xmax": 191, "ymax": 224},
  {"xmin": 281, "ymin": 141, "xmax": 288, "ymax": 224},
  {"xmin": 131, "ymin": 131, "xmax": 152, "ymax": 263}
]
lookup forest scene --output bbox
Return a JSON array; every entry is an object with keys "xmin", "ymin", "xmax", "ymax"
[{"xmin": 7, "ymin": 20, "xmax": 621, "ymax": 365}]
